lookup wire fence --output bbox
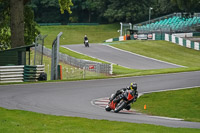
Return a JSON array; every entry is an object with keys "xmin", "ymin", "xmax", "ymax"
[
  {"xmin": 32, "ymin": 44, "xmax": 112, "ymax": 80},
  {"xmin": 42, "ymin": 45, "xmax": 112, "ymax": 74},
  {"xmin": 34, "ymin": 34, "xmax": 47, "ymax": 65}
]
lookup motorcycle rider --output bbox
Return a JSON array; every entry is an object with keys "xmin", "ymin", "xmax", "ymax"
[
  {"xmin": 110, "ymin": 82, "xmax": 138, "ymax": 110},
  {"xmin": 84, "ymin": 35, "xmax": 88, "ymax": 45}
]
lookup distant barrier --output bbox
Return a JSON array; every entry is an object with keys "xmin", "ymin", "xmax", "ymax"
[
  {"xmin": 0, "ymin": 65, "xmax": 45, "ymax": 83},
  {"xmin": 105, "ymin": 34, "xmax": 153, "ymax": 42},
  {"xmin": 38, "ymin": 23, "xmax": 99, "ymax": 26},
  {"xmin": 165, "ymin": 34, "xmax": 200, "ymax": 50},
  {"xmin": 105, "ymin": 36, "xmax": 125, "ymax": 42},
  {"xmin": 0, "ymin": 66, "xmax": 24, "ymax": 83},
  {"xmin": 38, "ymin": 23, "xmax": 61, "ymax": 26},
  {"xmin": 67, "ymin": 23, "xmax": 99, "ymax": 25},
  {"xmin": 24, "ymin": 65, "xmax": 45, "ymax": 82},
  {"xmin": 40, "ymin": 46, "xmax": 112, "ymax": 74}
]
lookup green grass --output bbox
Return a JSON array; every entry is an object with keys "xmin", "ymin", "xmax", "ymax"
[
  {"xmin": 29, "ymin": 50, "xmax": 107, "ymax": 81},
  {"xmin": 0, "ymin": 107, "xmax": 199, "ymax": 133},
  {"xmin": 39, "ymin": 24, "xmax": 119, "ymax": 48},
  {"xmin": 60, "ymin": 41, "xmax": 200, "ymax": 76},
  {"xmin": 60, "ymin": 47, "xmax": 108, "ymax": 64},
  {"xmin": 39, "ymin": 25, "xmax": 200, "ymax": 77},
  {"xmin": 108, "ymin": 40, "xmax": 200, "ymax": 75},
  {"xmin": 133, "ymin": 87, "xmax": 200, "ymax": 122},
  {"xmin": 111, "ymin": 40, "xmax": 200, "ymax": 67}
]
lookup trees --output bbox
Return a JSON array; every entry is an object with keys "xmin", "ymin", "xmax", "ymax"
[
  {"xmin": 30, "ymin": 0, "xmax": 70, "ymax": 23},
  {"xmin": 10, "ymin": 0, "xmax": 27, "ymax": 48},
  {"xmin": 1, "ymin": 0, "xmax": 200, "ymax": 49},
  {"xmin": 0, "ymin": 1, "xmax": 10, "ymax": 50},
  {"xmin": 59, "ymin": 0, "xmax": 73, "ymax": 14},
  {"xmin": 29, "ymin": 0, "xmax": 200, "ymax": 24},
  {"xmin": 0, "ymin": 0, "xmax": 39, "ymax": 49},
  {"xmin": 171, "ymin": 0, "xmax": 200, "ymax": 12},
  {"xmin": 152, "ymin": 0, "xmax": 179, "ymax": 18},
  {"xmin": 0, "ymin": 0, "xmax": 73, "ymax": 49}
]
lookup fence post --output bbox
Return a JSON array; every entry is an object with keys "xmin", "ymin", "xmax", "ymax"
[
  {"xmin": 51, "ymin": 32, "xmax": 63, "ymax": 80},
  {"xmin": 83, "ymin": 66, "xmax": 85, "ymax": 79},
  {"xmin": 110, "ymin": 64, "xmax": 113, "ymax": 75}
]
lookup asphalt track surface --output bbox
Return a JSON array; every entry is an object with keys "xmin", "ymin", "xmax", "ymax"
[
  {"xmin": 0, "ymin": 71, "xmax": 200, "ymax": 128},
  {"xmin": 62, "ymin": 44, "xmax": 183, "ymax": 69}
]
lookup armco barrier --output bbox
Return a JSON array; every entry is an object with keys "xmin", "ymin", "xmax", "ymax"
[
  {"xmin": 165, "ymin": 34, "xmax": 200, "ymax": 50},
  {"xmin": 38, "ymin": 23, "xmax": 61, "ymax": 26},
  {"xmin": 0, "ymin": 65, "xmax": 24, "ymax": 83},
  {"xmin": 24, "ymin": 65, "xmax": 45, "ymax": 82},
  {"xmin": 105, "ymin": 36, "xmax": 126, "ymax": 42},
  {"xmin": 68, "ymin": 23, "xmax": 99, "ymax": 25},
  {"xmin": 0, "ymin": 65, "xmax": 45, "ymax": 83},
  {"xmin": 39, "ymin": 46, "xmax": 112, "ymax": 74}
]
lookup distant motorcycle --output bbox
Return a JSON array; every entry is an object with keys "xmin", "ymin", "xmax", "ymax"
[
  {"xmin": 105, "ymin": 89, "xmax": 135, "ymax": 113},
  {"xmin": 84, "ymin": 40, "xmax": 89, "ymax": 47}
]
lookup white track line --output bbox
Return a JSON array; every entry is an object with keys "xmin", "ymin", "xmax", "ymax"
[
  {"xmin": 148, "ymin": 116, "xmax": 183, "ymax": 121},
  {"xmin": 92, "ymin": 86, "xmax": 200, "ymax": 121},
  {"xmin": 62, "ymin": 46, "xmax": 132, "ymax": 69},
  {"xmin": 139, "ymin": 86, "xmax": 200, "ymax": 97},
  {"xmin": 104, "ymin": 44, "xmax": 186, "ymax": 68}
]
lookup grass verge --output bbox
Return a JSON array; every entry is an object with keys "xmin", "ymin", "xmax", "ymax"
[
  {"xmin": 0, "ymin": 107, "xmax": 200, "ymax": 133},
  {"xmin": 133, "ymin": 87, "xmax": 200, "ymax": 122},
  {"xmin": 111, "ymin": 40, "xmax": 200, "ymax": 68},
  {"xmin": 40, "ymin": 25, "xmax": 200, "ymax": 77},
  {"xmin": 30, "ymin": 50, "xmax": 107, "ymax": 81},
  {"xmin": 39, "ymin": 24, "xmax": 119, "ymax": 46},
  {"xmin": 60, "ymin": 47, "xmax": 108, "ymax": 64},
  {"xmin": 60, "ymin": 40, "xmax": 200, "ymax": 76}
]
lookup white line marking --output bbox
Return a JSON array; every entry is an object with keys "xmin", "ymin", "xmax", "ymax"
[
  {"xmin": 148, "ymin": 116, "xmax": 183, "ymax": 121},
  {"xmin": 1, "ymin": 71, "xmax": 200, "ymax": 87},
  {"xmin": 139, "ymin": 86, "xmax": 200, "ymax": 97},
  {"xmin": 94, "ymin": 102, "xmax": 108, "ymax": 105},
  {"xmin": 99, "ymin": 105, "xmax": 107, "ymax": 107},
  {"xmin": 104, "ymin": 44, "xmax": 186, "ymax": 68},
  {"xmin": 92, "ymin": 86, "xmax": 200, "ymax": 121},
  {"xmin": 61, "ymin": 45, "xmax": 132, "ymax": 69}
]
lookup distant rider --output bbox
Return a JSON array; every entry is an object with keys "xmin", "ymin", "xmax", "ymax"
[
  {"xmin": 110, "ymin": 82, "xmax": 138, "ymax": 110},
  {"xmin": 84, "ymin": 35, "xmax": 88, "ymax": 44}
]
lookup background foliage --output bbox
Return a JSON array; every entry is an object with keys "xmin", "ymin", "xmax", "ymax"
[
  {"xmin": 0, "ymin": 0, "xmax": 40, "ymax": 50},
  {"xmin": 0, "ymin": 0, "xmax": 200, "ymax": 49},
  {"xmin": 0, "ymin": 1, "xmax": 10, "ymax": 50},
  {"xmin": 29, "ymin": 0, "xmax": 200, "ymax": 24}
]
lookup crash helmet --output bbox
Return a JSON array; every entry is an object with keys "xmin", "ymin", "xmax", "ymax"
[{"xmin": 130, "ymin": 82, "xmax": 137, "ymax": 90}]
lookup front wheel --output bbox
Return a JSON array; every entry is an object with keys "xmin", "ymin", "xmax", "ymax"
[
  {"xmin": 105, "ymin": 105, "xmax": 111, "ymax": 111},
  {"xmin": 114, "ymin": 100, "xmax": 126, "ymax": 113}
]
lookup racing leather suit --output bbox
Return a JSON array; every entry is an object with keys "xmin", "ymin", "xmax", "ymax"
[
  {"xmin": 110, "ymin": 87, "xmax": 138, "ymax": 109},
  {"xmin": 84, "ymin": 36, "xmax": 88, "ymax": 44}
]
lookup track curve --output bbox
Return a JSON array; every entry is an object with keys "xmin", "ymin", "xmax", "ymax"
[
  {"xmin": 62, "ymin": 44, "xmax": 183, "ymax": 69},
  {"xmin": 0, "ymin": 71, "xmax": 200, "ymax": 128}
]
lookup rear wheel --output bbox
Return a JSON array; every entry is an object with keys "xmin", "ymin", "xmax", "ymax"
[
  {"xmin": 114, "ymin": 100, "xmax": 126, "ymax": 113},
  {"xmin": 125, "ymin": 104, "xmax": 131, "ymax": 110}
]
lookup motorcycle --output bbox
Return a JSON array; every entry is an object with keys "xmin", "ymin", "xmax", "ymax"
[
  {"xmin": 105, "ymin": 89, "xmax": 135, "ymax": 113},
  {"xmin": 84, "ymin": 40, "xmax": 89, "ymax": 47}
]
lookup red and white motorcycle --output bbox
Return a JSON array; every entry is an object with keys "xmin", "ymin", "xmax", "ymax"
[{"xmin": 105, "ymin": 89, "xmax": 135, "ymax": 113}]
